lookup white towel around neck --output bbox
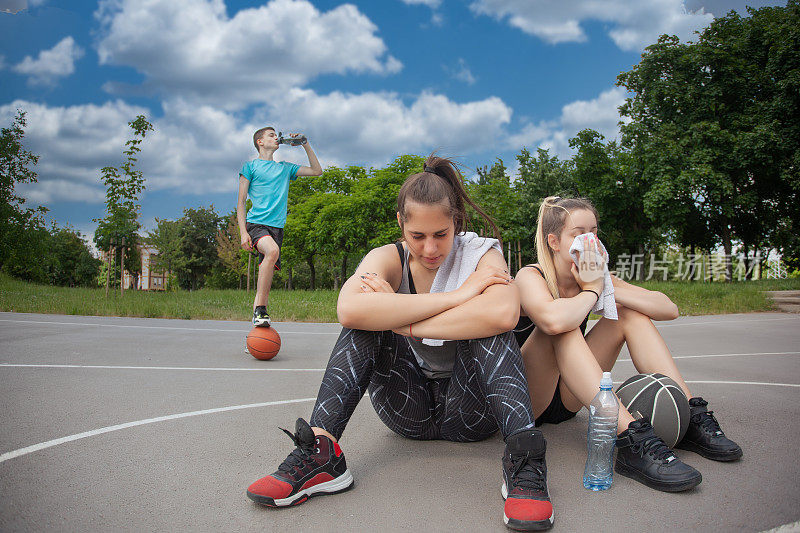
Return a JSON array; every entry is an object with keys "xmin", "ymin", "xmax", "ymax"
[
  {"xmin": 568, "ymin": 233, "xmax": 617, "ymax": 320},
  {"xmin": 422, "ymin": 231, "xmax": 502, "ymax": 346}
]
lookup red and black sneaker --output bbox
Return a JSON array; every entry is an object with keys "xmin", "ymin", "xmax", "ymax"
[
  {"xmin": 501, "ymin": 430, "xmax": 554, "ymax": 531},
  {"xmin": 246, "ymin": 418, "xmax": 353, "ymax": 507}
]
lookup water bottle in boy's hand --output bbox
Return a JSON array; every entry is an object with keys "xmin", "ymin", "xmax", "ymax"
[
  {"xmin": 278, "ymin": 132, "xmax": 307, "ymax": 146},
  {"xmin": 583, "ymin": 372, "xmax": 619, "ymax": 490}
]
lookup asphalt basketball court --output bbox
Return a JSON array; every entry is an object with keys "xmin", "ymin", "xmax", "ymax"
[{"xmin": 1, "ymin": 310, "xmax": 798, "ymax": 532}]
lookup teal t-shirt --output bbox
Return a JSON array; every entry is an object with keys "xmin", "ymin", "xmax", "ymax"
[{"xmin": 240, "ymin": 159, "xmax": 301, "ymax": 228}]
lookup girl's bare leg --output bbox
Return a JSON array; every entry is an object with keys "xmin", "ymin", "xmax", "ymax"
[
  {"xmin": 519, "ymin": 327, "xmax": 561, "ymax": 419},
  {"xmin": 585, "ymin": 305, "xmax": 691, "ymax": 399},
  {"xmin": 548, "ymin": 328, "xmax": 635, "ymax": 433}
]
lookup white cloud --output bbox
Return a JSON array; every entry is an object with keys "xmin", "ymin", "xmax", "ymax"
[
  {"xmin": 507, "ymin": 86, "xmax": 628, "ymax": 157},
  {"xmin": 2, "ymin": 88, "xmax": 513, "ymax": 205},
  {"xmin": 13, "ymin": 36, "xmax": 84, "ymax": 86},
  {"xmin": 446, "ymin": 58, "xmax": 477, "ymax": 85},
  {"xmin": 400, "ymin": 0, "xmax": 442, "ymax": 7},
  {"xmin": 135, "ymin": 98, "xmax": 260, "ymax": 192},
  {"xmin": 469, "ymin": 0, "xmax": 713, "ymax": 51},
  {"xmin": 19, "ymin": 180, "xmax": 105, "ymax": 205},
  {"xmin": 266, "ymin": 88, "xmax": 512, "ymax": 166},
  {"xmin": 95, "ymin": 0, "xmax": 402, "ymax": 107},
  {"xmin": 0, "ymin": 99, "xmax": 150, "ymax": 205}
]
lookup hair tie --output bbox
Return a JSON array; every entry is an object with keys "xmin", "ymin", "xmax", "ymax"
[{"xmin": 423, "ymin": 165, "xmax": 440, "ymax": 176}]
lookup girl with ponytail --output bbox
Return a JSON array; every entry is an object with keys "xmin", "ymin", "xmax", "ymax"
[
  {"xmin": 246, "ymin": 155, "xmax": 556, "ymax": 532},
  {"xmin": 514, "ymin": 196, "xmax": 742, "ymax": 493}
]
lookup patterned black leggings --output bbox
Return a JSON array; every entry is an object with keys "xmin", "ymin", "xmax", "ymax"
[{"xmin": 309, "ymin": 328, "xmax": 536, "ymax": 442}]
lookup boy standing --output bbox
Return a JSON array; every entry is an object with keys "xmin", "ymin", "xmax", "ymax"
[{"xmin": 238, "ymin": 127, "xmax": 322, "ymax": 327}]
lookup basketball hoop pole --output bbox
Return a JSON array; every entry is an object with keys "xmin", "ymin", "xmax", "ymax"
[
  {"xmin": 105, "ymin": 244, "xmax": 112, "ymax": 298},
  {"xmin": 120, "ymin": 236, "xmax": 125, "ymax": 297}
]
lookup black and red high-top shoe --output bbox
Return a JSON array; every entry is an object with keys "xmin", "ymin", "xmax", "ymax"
[
  {"xmin": 246, "ymin": 418, "xmax": 353, "ymax": 507},
  {"xmin": 501, "ymin": 429, "xmax": 554, "ymax": 531}
]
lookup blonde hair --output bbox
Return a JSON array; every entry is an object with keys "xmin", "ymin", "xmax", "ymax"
[{"xmin": 535, "ymin": 196, "xmax": 599, "ymax": 299}]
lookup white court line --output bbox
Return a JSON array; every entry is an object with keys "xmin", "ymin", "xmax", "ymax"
[
  {"xmin": 1, "ymin": 380, "xmax": 797, "ymax": 465},
  {"xmin": 761, "ymin": 519, "xmax": 800, "ymax": 533},
  {"xmin": 0, "ymin": 397, "xmax": 316, "ymax": 465},
  {"xmin": 611, "ymin": 380, "xmax": 800, "ymax": 389},
  {"xmin": 618, "ymin": 351, "xmax": 800, "ymax": 362},
  {"xmin": 0, "ymin": 363, "xmax": 325, "ymax": 372},
  {"xmin": 655, "ymin": 316, "xmax": 800, "ymax": 327},
  {"xmin": 0, "ymin": 318, "xmax": 339, "ymax": 335},
  {"xmin": 4, "ymin": 351, "xmax": 798, "ymax": 372},
  {"xmin": 2, "ymin": 315, "xmax": 798, "ymax": 334},
  {"xmin": 684, "ymin": 380, "xmax": 800, "ymax": 388}
]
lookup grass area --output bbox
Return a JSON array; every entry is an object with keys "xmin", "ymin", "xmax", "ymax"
[
  {"xmin": 1, "ymin": 274, "xmax": 798, "ymax": 322},
  {"xmin": 0, "ymin": 274, "xmax": 339, "ymax": 323},
  {"xmin": 633, "ymin": 278, "xmax": 800, "ymax": 315}
]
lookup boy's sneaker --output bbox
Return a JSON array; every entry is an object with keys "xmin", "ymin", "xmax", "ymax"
[
  {"xmin": 676, "ymin": 397, "xmax": 742, "ymax": 461},
  {"xmin": 252, "ymin": 306, "xmax": 271, "ymax": 327},
  {"xmin": 501, "ymin": 429, "xmax": 554, "ymax": 531},
  {"xmin": 615, "ymin": 419, "xmax": 702, "ymax": 492},
  {"xmin": 246, "ymin": 418, "xmax": 353, "ymax": 507}
]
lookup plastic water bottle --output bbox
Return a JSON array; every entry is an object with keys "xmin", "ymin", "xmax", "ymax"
[
  {"xmin": 278, "ymin": 132, "xmax": 307, "ymax": 146},
  {"xmin": 583, "ymin": 372, "xmax": 619, "ymax": 490}
]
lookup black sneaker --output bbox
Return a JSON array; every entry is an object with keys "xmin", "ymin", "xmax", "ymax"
[
  {"xmin": 246, "ymin": 418, "xmax": 353, "ymax": 507},
  {"xmin": 676, "ymin": 397, "xmax": 743, "ymax": 461},
  {"xmin": 252, "ymin": 306, "xmax": 271, "ymax": 327},
  {"xmin": 615, "ymin": 419, "xmax": 702, "ymax": 492},
  {"xmin": 501, "ymin": 430, "xmax": 554, "ymax": 531}
]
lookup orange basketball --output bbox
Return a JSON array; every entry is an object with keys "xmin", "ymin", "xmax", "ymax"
[{"xmin": 246, "ymin": 326, "xmax": 281, "ymax": 360}]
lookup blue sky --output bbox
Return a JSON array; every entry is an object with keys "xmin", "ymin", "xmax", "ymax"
[{"xmin": 0, "ymin": 0, "xmax": 784, "ymax": 241}]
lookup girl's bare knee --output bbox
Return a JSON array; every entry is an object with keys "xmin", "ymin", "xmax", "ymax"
[
  {"xmin": 617, "ymin": 305, "xmax": 648, "ymax": 323},
  {"xmin": 551, "ymin": 327, "xmax": 584, "ymax": 345}
]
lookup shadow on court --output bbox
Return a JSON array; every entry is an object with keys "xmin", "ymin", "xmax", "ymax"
[{"xmin": 0, "ymin": 311, "xmax": 798, "ymax": 532}]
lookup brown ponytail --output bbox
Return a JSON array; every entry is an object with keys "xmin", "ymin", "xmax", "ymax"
[{"xmin": 397, "ymin": 155, "xmax": 501, "ymax": 241}]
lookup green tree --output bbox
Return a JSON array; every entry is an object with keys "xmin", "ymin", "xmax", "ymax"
[
  {"xmin": 210, "ymin": 211, "xmax": 248, "ymax": 289},
  {"xmin": 146, "ymin": 217, "xmax": 183, "ymax": 288},
  {"xmin": 175, "ymin": 206, "xmax": 223, "ymax": 290},
  {"xmin": 0, "ymin": 110, "xmax": 49, "ymax": 281},
  {"xmin": 46, "ymin": 226, "xmax": 101, "ymax": 287},
  {"xmin": 513, "ymin": 148, "xmax": 578, "ymax": 266},
  {"xmin": 617, "ymin": 3, "xmax": 800, "ymax": 277},
  {"xmin": 471, "ymin": 159, "xmax": 521, "ymax": 240},
  {"xmin": 94, "ymin": 115, "xmax": 153, "ymax": 289},
  {"xmin": 569, "ymin": 129, "xmax": 658, "ymax": 268}
]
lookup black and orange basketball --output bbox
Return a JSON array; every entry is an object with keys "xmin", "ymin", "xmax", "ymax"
[{"xmin": 246, "ymin": 327, "xmax": 281, "ymax": 360}]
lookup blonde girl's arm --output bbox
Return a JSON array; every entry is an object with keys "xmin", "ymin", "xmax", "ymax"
[
  {"xmin": 515, "ymin": 266, "xmax": 598, "ymax": 335},
  {"xmin": 610, "ymin": 275, "xmax": 679, "ymax": 320}
]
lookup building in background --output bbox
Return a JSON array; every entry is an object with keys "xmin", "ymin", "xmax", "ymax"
[{"xmin": 102, "ymin": 241, "xmax": 167, "ymax": 290}]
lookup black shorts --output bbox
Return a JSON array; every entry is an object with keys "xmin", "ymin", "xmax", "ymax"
[
  {"xmin": 245, "ymin": 222, "xmax": 283, "ymax": 270},
  {"xmin": 535, "ymin": 377, "xmax": 578, "ymax": 426}
]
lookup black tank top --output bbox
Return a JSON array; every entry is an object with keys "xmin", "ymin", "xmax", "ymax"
[{"xmin": 513, "ymin": 264, "xmax": 589, "ymax": 349}]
